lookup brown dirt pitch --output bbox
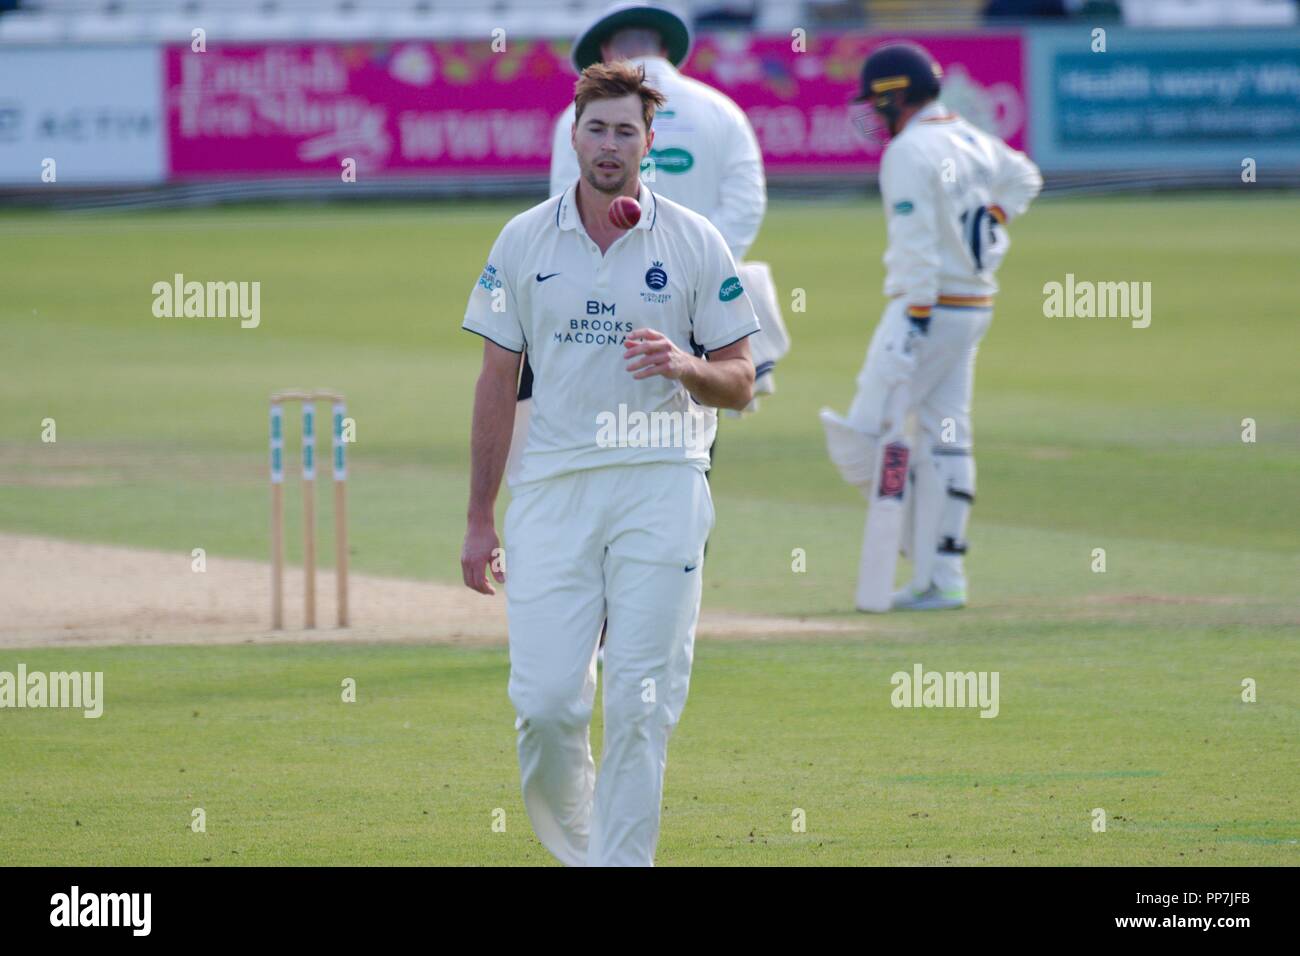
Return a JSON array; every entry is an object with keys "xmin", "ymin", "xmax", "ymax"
[{"xmin": 0, "ymin": 533, "xmax": 861, "ymax": 649}]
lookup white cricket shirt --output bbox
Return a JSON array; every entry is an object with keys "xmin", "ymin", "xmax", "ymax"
[
  {"xmin": 880, "ymin": 100, "xmax": 1043, "ymax": 306},
  {"xmin": 549, "ymin": 56, "xmax": 767, "ymax": 261},
  {"xmin": 463, "ymin": 180, "xmax": 761, "ymax": 488}
]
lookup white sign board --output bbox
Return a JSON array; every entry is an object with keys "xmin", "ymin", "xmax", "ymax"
[{"xmin": 0, "ymin": 46, "xmax": 164, "ymax": 185}]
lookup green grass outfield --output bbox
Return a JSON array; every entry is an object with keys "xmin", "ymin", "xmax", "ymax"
[{"xmin": 1, "ymin": 194, "xmax": 1297, "ymax": 865}]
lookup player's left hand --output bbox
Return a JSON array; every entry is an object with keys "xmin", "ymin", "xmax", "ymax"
[{"xmin": 624, "ymin": 328, "xmax": 694, "ymax": 381}]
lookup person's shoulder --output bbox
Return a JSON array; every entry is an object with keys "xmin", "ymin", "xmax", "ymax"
[
  {"xmin": 947, "ymin": 113, "xmax": 999, "ymax": 145},
  {"xmin": 881, "ymin": 130, "xmax": 930, "ymax": 169},
  {"xmin": 648, "ymin": 190, "xmax": 732, "ymax": 265},
  {"xmin": 510, "ymin": 193, "xmax": 564, "ymax": 232},
  {"xmin": 493, "ymin": 193, "xmax": 563, "ymax": 254},
  {"xmin": 648, "ymin": 189, "xmax": 713, "ymax": 237},
  {"xmin": 671, "ymin": 70, "xmax": 735, "ymax": 104},
  {"xmin": 670, "ymin": 72, "xmax": 748, "ymax": 118}
]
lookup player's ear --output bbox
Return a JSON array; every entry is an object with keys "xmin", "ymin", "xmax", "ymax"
[
  {"xmin": 570, "ymin": 121, "xmax": 577, "ymax": 150},
  {"xmin": 645, "ymin": 126, "xmax": 655, "ymax": 153}
]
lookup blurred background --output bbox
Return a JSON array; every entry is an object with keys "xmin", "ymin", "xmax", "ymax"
[{"xmin": 3, "ymin": 0, "xmax": 1299, "ymax": 204}]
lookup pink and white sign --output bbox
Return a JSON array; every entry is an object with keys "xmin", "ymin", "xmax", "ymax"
[
  {"xmin": 167, "ymin": 41, "xmax": 576, "ymax": 177},
  {"xmin": 688, "ymin": 33, "xmax": 1027, "ymax": 172},
  {"xmin": 165, "ymin": 34, "xmax": 1026, "ymax": 179}
]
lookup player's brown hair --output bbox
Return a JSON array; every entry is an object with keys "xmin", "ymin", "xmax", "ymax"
[{"xmin": 573, "ymin": 61, "xmax": 666, "ymax": 132}]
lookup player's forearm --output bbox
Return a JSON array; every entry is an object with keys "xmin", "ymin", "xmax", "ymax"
[
  {"xmin": 888, "ymin": 210, "xmax": 941, "ymax": 311},
  {"xmin": 992, "ymin": 154, "xmax": 1043, "ymax": 220},
  {"xmin": 466, "ymin": 370, "xmax": 517, "ymax": 524},
  {"xmin": 681, "ymin": 355, "xmax": 754, "ymax": 411}
]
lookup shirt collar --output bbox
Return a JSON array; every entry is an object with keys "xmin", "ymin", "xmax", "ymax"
[
  {"xmin": 912, "ymin": 100, "xmax": 953, "ymax": 125},
  {"xmin": 556, "ymin": 179, "xmax": 658, "ymax": 233}
]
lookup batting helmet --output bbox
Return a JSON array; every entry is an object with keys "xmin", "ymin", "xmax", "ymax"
[{"xmin": 853, "ymin": 41, "xmax": 943, "ymax": 139}]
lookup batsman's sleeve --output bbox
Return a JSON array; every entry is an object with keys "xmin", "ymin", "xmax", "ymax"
[
  {"xmin": 549, "ymin": 104, "xmax": 579, "ymax": 199},
  {"xmin": 690, "ymin": 220, "xmax": 762, "ymax": 353},
  {"xmin": 881, "ymin": 141, "xmax": 941, "ymax": 316},
  {"xmin": 708, "ymin": 102, "xmax": 767, "ymax": 261},
  {"xmin": 989, "ymin": 140, "xmax": 1042, "ymax": 222},
  {"xmin": 462, "ymin": 229, "xmax": 525, "ymax": 353}
]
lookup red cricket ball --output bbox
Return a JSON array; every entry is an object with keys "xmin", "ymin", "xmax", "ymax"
[{"xmin": 609, "ymin": 195, "xmax": 641, "ymax": 230}]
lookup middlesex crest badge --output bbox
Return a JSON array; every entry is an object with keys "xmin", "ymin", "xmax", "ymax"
[{"xmin": 645, "ymin": 261, "xmax": 668, "ymax": 290}]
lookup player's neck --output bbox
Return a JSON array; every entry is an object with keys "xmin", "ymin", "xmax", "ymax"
[
  {"xmin": 895, "ymin": 100, "xmax": 942, "ymax": 135},
  {"xmin": 576, "ymin": 177, "xmax": 640, "ymax": 252},
  {"xmin": 892, "ymin": 105, "xmax": 922, "ymax": 136}
]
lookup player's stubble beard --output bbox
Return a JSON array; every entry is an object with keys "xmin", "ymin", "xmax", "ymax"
[
  {"xmin": 581, "ymin": 157, "xmax": 634, "ymax": 197},
  {"xmin": 576, "ymin": 152, "xmax": 641, "ymax": 240}
]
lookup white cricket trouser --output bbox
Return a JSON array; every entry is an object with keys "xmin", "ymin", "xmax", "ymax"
[
  {"xmin": 846, "ymin": 298, "xmax": 992, "ymax": 444},
  {"xmin": 503, "ymin": 462, "xmax": 714, "ymax": 867},
  {"xmin": 847, "ymin": 298, "xmax": 993, "ymax": 592}
]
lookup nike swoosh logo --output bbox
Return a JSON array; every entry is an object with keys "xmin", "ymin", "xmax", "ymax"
[
  {"xmin": 536, "ymin": 272, "xmax": 560, "ymax": 283},
  {"xmin": 684, "ymin": 564, "xmax": 697, "ymax": 573}
]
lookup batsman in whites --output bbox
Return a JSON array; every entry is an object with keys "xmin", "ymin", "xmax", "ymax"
[{"xmin": 820, "ymin": 41, "xmax": 1042, "ymax": 612}]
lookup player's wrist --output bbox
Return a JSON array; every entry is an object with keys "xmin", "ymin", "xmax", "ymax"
[
  {"xmin": 679, "ymin": 353, "xmax": 705, "ymax": 384},
  {"xmin": 466, "ymin": 506, "xmax": 496, "ymax": 528}
]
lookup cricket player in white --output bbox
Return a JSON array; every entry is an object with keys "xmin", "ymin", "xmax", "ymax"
[
  {"xmin": 820, "ymin": 42, "xmax": 1042, "ymax": 611},
  {"xmin": 460, "ymin": 62, "xmax": 759, "ymax": 866},
  {"xmin": 504, "ymin": 2, "xmax": 784, "ymax": 482}
]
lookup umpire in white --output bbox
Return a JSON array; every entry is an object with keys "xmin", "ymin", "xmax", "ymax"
[{"xmin": 461, "ymin": 62, "xmax": 759, "ymax": 866}]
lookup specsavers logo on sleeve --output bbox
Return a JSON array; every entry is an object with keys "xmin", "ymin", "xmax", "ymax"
[{"xmin": 719, "ymin": 276, "xmax": 743, "ymax": 301}]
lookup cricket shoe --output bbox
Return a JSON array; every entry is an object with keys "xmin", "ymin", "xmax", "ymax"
[{"xmin": 891, "ymin": 584, "xmax": 966, "ymax": 611}]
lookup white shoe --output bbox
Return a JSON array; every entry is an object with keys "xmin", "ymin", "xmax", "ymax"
[{"xmin": 891, "ymin": 584, "xmax": 966, "ymax": 611}]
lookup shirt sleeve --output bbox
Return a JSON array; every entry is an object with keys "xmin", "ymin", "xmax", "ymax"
[
  {"xmin": 462, "ymin": 228, "xmax": 525, "ymax": 353},
  {"xmin": 708, "ymin": 100, "xmax": 767, "ymax": 262},
  {"xmin": 549, "ymin": 105, "xmax": 579, "ymax": 199},
  {"xmin": 880, "ymin": 140, "xmax": 941, "ymax": 316},
  {"xmin": 690, "ymin": 219, "xmax": 762, "ymax": 353},
  {"xmin": 989, "ymin": 140, "xmax": 1043, "ymax": 222}
]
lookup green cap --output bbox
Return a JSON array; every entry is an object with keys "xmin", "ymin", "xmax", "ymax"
[{"xmin": 571, "ymin": 2, "xmax": 693, "ymax": 74}]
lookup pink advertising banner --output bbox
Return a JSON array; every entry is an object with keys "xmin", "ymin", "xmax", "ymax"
[
  {"xmin": 165, "ymin": 34, "xmax": 1025, "ymax": 178},
  {"xmin": 691, "ymin": 33, "xmax": 1026, "ymax": 171}
]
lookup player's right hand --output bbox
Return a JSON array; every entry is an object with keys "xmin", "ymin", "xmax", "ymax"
[{"xmin": 461, "ymin": 521, "xmax": 505, "ymax": 595}]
